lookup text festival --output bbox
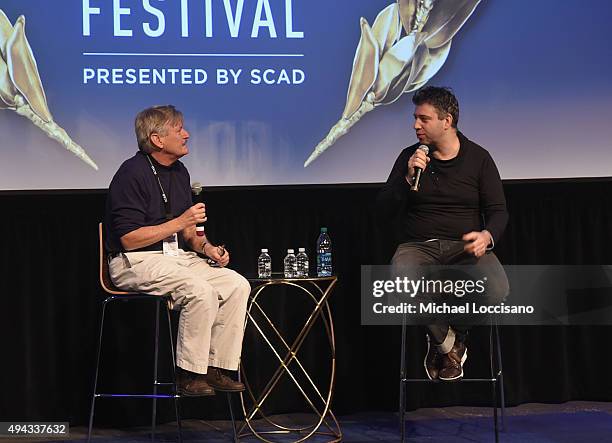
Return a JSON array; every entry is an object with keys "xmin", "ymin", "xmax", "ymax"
[{"xmin": 82, "ymin": 0, "xmax": 304, "ymax": 38}]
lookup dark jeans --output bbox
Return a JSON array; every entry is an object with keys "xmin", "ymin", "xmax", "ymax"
[{"xmin": 391, "ymin": 240, "xmax": 509, "ymax": 348}]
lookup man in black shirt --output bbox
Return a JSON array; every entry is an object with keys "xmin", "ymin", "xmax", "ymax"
[
  {"xmin": 105, "ymin": 105, "xmax": 250, "ymax": 396},
  {"xmin": 377, "ymin": 87, "xmax": 509, "ymax": 381}
]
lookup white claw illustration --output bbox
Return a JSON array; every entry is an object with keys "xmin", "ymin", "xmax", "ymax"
[
  {"xmin": 0, "ymin": 10, "xmax": 98, "ymax": 170},
  {"xmin": 304, "ymin": 0, "xmax": 481, "ymax": 167}
]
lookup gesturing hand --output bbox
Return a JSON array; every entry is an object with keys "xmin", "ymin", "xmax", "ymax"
[{"xmin": 180, "ymin": 203, "xmax": 207, "ymax": 229}]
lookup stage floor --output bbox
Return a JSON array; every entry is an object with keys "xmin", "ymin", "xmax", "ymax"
[{"xmin": 24, "ymin": 401, "xmax": 612, "ymax": 442}]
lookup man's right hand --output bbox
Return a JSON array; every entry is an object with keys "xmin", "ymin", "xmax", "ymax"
[
  {"xmin": 406, "ymin": 149, "xmax": 430, "ymax": 183},
  {"xmin": 179, "ymin": 203, "xmax": 207, "ymax": 229}
]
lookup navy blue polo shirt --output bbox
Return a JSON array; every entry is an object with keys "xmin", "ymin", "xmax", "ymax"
[{"xmin": 105, "ymin": 151, "xmax": 192, "ymax": 253}]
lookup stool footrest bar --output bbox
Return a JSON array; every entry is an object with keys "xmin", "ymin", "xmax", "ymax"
[{"xmin": 95, "ymin": 393, "xmax": 179, "ymax": 399}]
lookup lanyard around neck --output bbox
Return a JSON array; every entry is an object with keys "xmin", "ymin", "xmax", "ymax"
[{"xmin": 146, "ymin": 154, "xmax": 173, "ymax": 220}]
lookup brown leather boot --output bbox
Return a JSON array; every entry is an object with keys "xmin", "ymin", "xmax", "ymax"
[
  {"xmin": 176, "ymin": 368, "xmax": 215, "ymax": 396},
  {"xmin": 206, "ymin": 367, "xmax": 245, "ymax": 392},
  {"xmin": 438, "ymin": 340, "xmax": 468, "ymax": 381},
  {"xmin": 424, "ymin": 335, "xmax": 442, "ymax": 380}
]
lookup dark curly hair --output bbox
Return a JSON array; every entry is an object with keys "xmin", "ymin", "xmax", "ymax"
[{"xmin": 412, "ymin": 86, "xmax": 459, "ymax": 128}]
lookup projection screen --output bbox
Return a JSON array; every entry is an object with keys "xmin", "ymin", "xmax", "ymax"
[{"xmin": 0, "ymin": 0, "xmax": 611, "ymax": 190}]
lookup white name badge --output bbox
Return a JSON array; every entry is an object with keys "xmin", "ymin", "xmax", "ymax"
[{"xmin": 163, "ymin": 233, "xmax": 179, "ymax": 257}]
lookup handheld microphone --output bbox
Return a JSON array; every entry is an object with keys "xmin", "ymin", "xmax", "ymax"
[
  {"xmin": 410, "ymin": 145, "xmax": 429, "ymax": 192},
  {"xmin": 191, "ymin": 182, "xmax": 205, "ymax": 236}
]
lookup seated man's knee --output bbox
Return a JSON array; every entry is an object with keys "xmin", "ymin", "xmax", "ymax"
[
  {"xmin": 177, "ymin": 275, "xmax": 215, "ymax": 303},
  {"xmin": 233, "ymin": 274, "xmax": 251, "ymax": 302},
  {"xmin": 487, "ymin": 274, "xmax": 510, "ymax": 305},
  {"xmin": 477, "ymin": 254, "xmax": 509, "ymax": 305},
  {"xmin": 391, "ymin": 246, "xmax": 422, "ymax": 267}
]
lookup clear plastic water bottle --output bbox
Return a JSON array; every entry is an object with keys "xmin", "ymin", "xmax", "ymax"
[
  {"xmin": 284, "ymin": 249, "xmax": 297, "ymax": 278},
  {"xmin": 257, "ymin": 248, "xmax": 271, "ymax": 278},
  {"xmin": 296, "ymin": 248, "xmax": 309, "ymax": 278},
  {"xmin": 316, "ymin": 227, "xmax": 332, "ymax": 277}
]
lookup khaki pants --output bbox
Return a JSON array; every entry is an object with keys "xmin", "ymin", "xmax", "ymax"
[{"xmin": 109, "ymin": 250, "xmax": 250, "ymax": 374}]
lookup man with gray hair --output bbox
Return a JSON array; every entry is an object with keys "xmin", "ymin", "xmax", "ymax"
[{"xmin": 104, "ymin": 105, "xmax": 250, "ymax": 396}]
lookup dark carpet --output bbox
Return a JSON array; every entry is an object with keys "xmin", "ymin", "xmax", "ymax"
[{"xmin": 45, "ymin": 402, "xmax": 612, "ymax": 442}]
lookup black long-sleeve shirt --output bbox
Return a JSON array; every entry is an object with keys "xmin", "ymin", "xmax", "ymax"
[{"xmin": 376, "ymin": 132, "xmax": 508, "ymax": 245}]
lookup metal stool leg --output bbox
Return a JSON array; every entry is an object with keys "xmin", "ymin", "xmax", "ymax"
[
  {"xmin": 88, "ymin": 296, "xmax": 184, "ymax": 442},
  {"xmin": 399, "ymin": 314, "xmax": 407, "ymax": 443},
  {"xmin": 88, "ymin": 297, "xmax": 112, "ymax": 443},
  {"xmin": 495, "ymin": 323, "xmax": 506, "ymax": 431},
  {"xmin": 489, "ymin": 325, "xmax": 499, "ymax": 443},
  {"xmin": 399, "ymin": 322, "xmax": 504, "ymax": 442},
  {"xmin": 151, "ymin": 299, "xmax": 161, "ymax": 442},
  {"xmin": 492, "ymin": 380, "xmax": 499, "ymax": 443},
  {"xmin": 226, "ymin": 393, "xmax": 239, "ymax": 443},
  {"xmin": 165, "ymin": 302, "xmax": 183, "ymax": 443}
]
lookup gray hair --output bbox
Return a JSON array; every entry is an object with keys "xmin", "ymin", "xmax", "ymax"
[{"xmin": 134, "ymin": 105, "xmax": 183, "ymax": 154}]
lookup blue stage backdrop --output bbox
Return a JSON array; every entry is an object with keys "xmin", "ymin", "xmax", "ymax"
[{"xmin": 0, "ymin": 0, "xmax": 611, "ymax": 189}]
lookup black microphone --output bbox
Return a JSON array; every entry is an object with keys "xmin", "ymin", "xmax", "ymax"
[
  {"xmin": 410, "ymin": 145, "xmax": 429, "ymax": 192},
  {"xmin": 191, "ymin": 182, "xmax": 205, "ymax": 237}
]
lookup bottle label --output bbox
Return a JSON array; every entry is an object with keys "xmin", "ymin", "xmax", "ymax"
[{"xmin": 317, "ymin": 252, "xmax": 332, "ymax": 276}]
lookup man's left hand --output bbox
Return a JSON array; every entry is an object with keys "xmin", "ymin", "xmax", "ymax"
[
  {"xmin": 462, "ymin": 230, "xmax": 492, "ymax": 258},
  {"xmin": 204, "ymin": 243, "xmax": 230, "ymax": 267}
]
